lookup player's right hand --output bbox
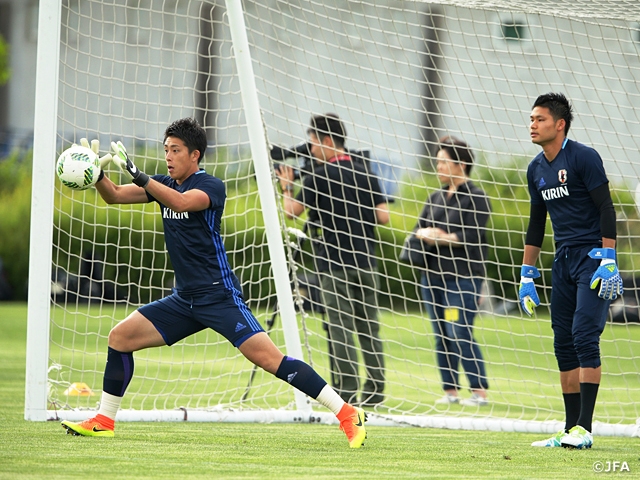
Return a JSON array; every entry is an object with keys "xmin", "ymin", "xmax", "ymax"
[
  {"xmin": 111, "ymin": 141, "xmax": 150, "ymax": 188},
  {"xmin": 519, "ymin": 264, "xmax": 541, "ymax": 316}
]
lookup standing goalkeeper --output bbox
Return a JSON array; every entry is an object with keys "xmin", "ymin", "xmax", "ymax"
[{"xmin": 519, "ymin": 93, "xmax": 622, "ymax": 449}]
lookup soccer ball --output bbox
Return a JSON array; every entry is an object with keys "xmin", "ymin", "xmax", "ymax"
[{"xmin": 56, "ymin": 145, "xmax": 101, "ymax": 190}]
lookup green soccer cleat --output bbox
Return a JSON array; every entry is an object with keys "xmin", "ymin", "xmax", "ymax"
[
  {"xmin": 561, "ymin": 425, "xmax": 593, "ymax": 449},
  {"xmin": 339, "ymin": 406, "xmax": 368, "ymax": 448},
  {"xmin": 531, "ymin": 429, "xmax": 567, "ymax": 447},
  {"xmin": 61, "ymin": 417, "xmax": 115, "ymax": 437}
]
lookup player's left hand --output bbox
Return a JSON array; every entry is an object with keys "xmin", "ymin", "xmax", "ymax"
[
  {"xmin": 111, "ymin": 141, "xmax": 150, "ymax": 188},
  {"xmin": 519, "ymin": 264, "xmax": 541, "ymax": 316},
  {"xmin": 588, "ymin": 248, "xmax": 623, "ymax": 300}
]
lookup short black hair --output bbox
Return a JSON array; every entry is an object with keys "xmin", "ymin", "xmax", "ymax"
[
  {"xmin": 163, "ymin": 117, "xmax": 208, "ymax": 163},
  {"xmin": 307, "ymin": 113, "xmax": 346, "ymax": 148},
  {"xmin": 532, "ymin": 92, "xmax": 574, "ymax": 135},
  {"xmin": 438, "ymin": 135, "xmax": 475, "ymax": 175}
]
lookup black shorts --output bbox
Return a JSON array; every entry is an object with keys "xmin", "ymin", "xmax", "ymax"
[{"xmin": 138, "ymin": 289, "xmax": 264, "ymax": 347}]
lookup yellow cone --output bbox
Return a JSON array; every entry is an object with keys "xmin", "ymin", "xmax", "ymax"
[{"xmin": 63, "ymin": 382, "xmax": 95, "ymax": 396}]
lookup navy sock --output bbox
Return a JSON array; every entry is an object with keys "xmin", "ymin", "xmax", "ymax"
[
  {"xmin": 576, "ymin": 383, "xmax": 599, "ymax": 432},
  {"xmin": 103, "ymin": 347, "xmax": 134, "ymax": 397},
  {"xmin": 275, "ymin": 356, "xmax": 327, "ymax": 399},
  {"xmin": 563, "ymin": 392, "xmax": 581, "ymax": 432}
]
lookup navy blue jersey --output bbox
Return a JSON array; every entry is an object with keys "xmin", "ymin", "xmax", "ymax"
[
  {"xmin": 146, "ymin": 169, "xmax": 241, "ymax": 294},
  {"xmin": 527, "ymin": 139, "xmax": 609, "ymax": 248}
]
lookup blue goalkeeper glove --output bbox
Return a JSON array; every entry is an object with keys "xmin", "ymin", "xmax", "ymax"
[
  {"xmin": 519, "ymin": 265, "xmax": 541, "ymax": 316},
  {"xmin": 588, "ymin": 248, "xmax": 623, "ymax": 300},
  {"xmin": 111, "ymin": 141, "xmax": 150, "ymax": 188}
]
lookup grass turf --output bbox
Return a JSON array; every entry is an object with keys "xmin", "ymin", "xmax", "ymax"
[{"xmin": 1, "ymin": 302, "xmax": 638, "ymax": 479}]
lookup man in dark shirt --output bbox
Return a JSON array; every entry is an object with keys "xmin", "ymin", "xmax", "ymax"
[
  {"xmin": 60, "ymin": 117, "xmax": 368, "ymax": 448},
  {"xmin": 277, "ymin": 113, "xmax": 390, "ymax": 406},
  {"xmin": 520, "ymin": 93, "xmax": 622, "ymax": 449}
]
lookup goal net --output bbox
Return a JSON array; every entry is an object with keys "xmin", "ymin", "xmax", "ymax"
[{"xmin": 27, "ymin": 0, "xmax": 640, "ymax": 436}]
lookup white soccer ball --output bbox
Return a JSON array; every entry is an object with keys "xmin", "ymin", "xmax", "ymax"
[{"xmin": 56, "ymin": 145, "xmax": 101, "ymax": 190}]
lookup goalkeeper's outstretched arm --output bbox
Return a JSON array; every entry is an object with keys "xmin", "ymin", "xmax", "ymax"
[{"xmin": 94, "ymin": 173, "xmax": 150, "ymax": 205}]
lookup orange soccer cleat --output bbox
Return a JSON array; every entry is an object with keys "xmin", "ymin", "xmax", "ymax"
[
  {"xmin": 338, "ymin": 404, "xmax": 368, "ymax": 448},
  {"xmin": 61, "ymin": 414, "xmax": 115, "ymax": 437}
]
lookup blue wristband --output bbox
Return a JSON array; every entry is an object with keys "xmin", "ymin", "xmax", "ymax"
[
  {"xmin": 588, "ymin": 248, "xmax": 616, "ymax": 261},
  {"xmin": 521, "ymin": 265, "xmax": 540, "ymax": 278}
]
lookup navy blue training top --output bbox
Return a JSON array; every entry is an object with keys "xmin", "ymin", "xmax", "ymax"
[
  {"xmin": 526, "ymin": 138, "xmax": 609, "ymax": 248},
  {"xmin": 146, "ymin": 169, "xmax": 242, "ymax": 295}
]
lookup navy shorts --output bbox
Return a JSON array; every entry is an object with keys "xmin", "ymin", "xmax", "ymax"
[
  {"xmin": 138, "ymin": 288, "xmax": 264, "ymax": 347},
  {"xmin": 551, "ymin": 245, "xmax": 610, "ymax": 371}
]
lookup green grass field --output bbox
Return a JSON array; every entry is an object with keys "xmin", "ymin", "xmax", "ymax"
[
  {"xmin": 41, "ymin": 300, "xmax": 640, "ymax": 426},
  {"xmin": 1, "ymin": 302, "xmax": 639, "ymax": 479}
]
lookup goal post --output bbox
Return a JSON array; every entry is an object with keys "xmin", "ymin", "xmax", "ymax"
[
  {"xmin": 24, "ymin": 0, "xmax": 62, "ymax": 421},
  {"xmin": 224, "ymin": 0, "xmax": 310, "ymax": 412},
  {"xmin": 27, "ymin": 0, "xmax": 640, "ymax": 437}
]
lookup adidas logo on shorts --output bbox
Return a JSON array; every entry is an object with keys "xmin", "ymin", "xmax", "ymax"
[{"xmin": 235, "ymin": 322, "xmax": 246, "ymax": 332}]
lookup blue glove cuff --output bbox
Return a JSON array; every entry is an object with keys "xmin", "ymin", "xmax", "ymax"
[
  {"xmin": 588, "ymin": 248, "xmax": 616, "ymax": 261},
  {"xmin": 521, "ymin": 265, "xmax": 540, "ymax": 278}
]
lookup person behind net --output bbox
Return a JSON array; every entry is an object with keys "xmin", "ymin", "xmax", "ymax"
[
  {"xmin": 521, "ymin": 93, "xmax": 622, "ymax": 449},
  {"xmin": 275, "ymin": 113, "xmax": 390, "ymax": 407},
  {"xmin": 60, "ymin": 117, "xmax": 368, "ymax": 448},
  {"xmin": 413, "ymin": 136, "xmax": 491, "ymax": 407}
]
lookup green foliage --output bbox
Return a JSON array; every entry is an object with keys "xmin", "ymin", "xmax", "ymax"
[
  {"xmin": 0, "ymin": 150, "xmax": 32, "ymax": 194},
  {"xmin": 2, "ymin": 148, "xmax": 640, "ymax": 304},
  {"xmin": 0, "ymin": 33, "xmax": 10, "ymax": 86},
  {"xmin": 0, "ymin": 153, "xmax": 33, "ymax": 299}
]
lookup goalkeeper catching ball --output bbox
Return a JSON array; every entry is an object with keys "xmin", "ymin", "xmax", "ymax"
[
  {"xmin": 60, "ymin": 117, "xmax": 368, "ymax": 448},
  {"xmin": 520, "ymin": 93, "xmax": 622, "ymax": 450}
]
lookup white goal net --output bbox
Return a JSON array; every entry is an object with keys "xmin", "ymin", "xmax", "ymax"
[{"xmin": 27, "ymin": 0, "xmax": 640, "ymax": 436}]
